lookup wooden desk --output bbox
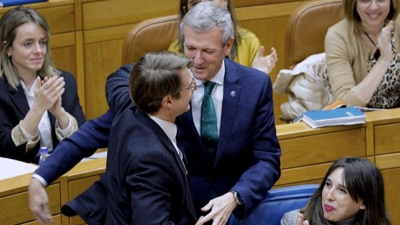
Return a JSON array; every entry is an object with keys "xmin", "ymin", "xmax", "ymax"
[
  {"xmin": 2, "ymin": 108, "xmax": 400, "ymax": 224},
  {"xmin": 276, "ymin": 122, "xmax": 366, "ymax": 186},
  {"xmin": 0, "ymin": 158, "xmax": 106, "ymax": 225},
  {"xmin": 62, "ymin": 157, "xmax": 106, "ymax": 225},
  {"xmin": 0, "ymin": 173, "xmax": 62, "ymax": 225},
  {"xmin": 366, "ymin": 109, "xmax": 400, "ymax": 225}
]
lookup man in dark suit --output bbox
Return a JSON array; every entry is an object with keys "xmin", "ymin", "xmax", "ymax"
[
  {"xmin": 29, "ymin": 2, "xmax": 281, "ymax": 225},
  {"xmin": 29, "ymin": 72, "xmax": 127, "ymax": 225},
  {"xmin": 176, "ymin": 3, "xmax": 281, "ymax": 223},
  {"xmin": 107, "ymin": 2, "xmax": 281, "ymax": 224},
  {"xmin": 104, "ymin": 51, "xmax": 196, "ymax": 224}
]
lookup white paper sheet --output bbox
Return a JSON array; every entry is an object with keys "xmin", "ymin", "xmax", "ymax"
[{"xmin": 0, "ymin": 157, "xmax": 38, "ymax": 180}]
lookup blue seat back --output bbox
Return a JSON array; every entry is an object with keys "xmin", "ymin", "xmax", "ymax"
[{"xmin": 232, "ymin": 184, "xmax": 319, "ymax": 225}]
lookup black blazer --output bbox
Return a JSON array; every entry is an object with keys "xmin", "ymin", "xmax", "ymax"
[
  {"xmin": 104, "ymin": 106, "xmax": 196, "ymax": 225},
  {"xmin": 0, "ymin": 70, "xmax": 86, "ymax": 163}
]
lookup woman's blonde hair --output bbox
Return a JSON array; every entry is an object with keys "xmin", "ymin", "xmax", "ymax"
[{"xmin": 0, "ymin": 6, "xmax": 59, "ymax": 89}]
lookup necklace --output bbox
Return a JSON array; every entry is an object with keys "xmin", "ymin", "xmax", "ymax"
[
  {"xmin": 363, "ymin": 31, "xmax": 380, "ymax": 59},
  {"xmin": 363, "ymin": 31, "xmax": 379, "ymax": 48}
]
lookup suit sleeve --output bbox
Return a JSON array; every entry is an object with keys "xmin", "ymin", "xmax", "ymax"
[
  {"xmin": 0, "ymin": 79, "xmax": 40, "ymax": 162},
  {"xmin": 0, "ymin": 98, "xmax": 34, "ymax": 161},
  {"xmin": 126, "ymin": 150, "xmax": 177, "ymax": 225},
  {"xmin": 35, "ymin": 110, "xmax": 113, "ymax": 184},
  {"xmin": 231, "ymin": 75, "xmax": 281, "ymax": 217},
  {"xmin": 105, "ymin": 64, "xmax": 134, "ymax": 115}
]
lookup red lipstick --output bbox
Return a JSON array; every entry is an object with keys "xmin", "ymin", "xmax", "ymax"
[{"xmin": 324, "ymin": 204, "xmax": 335, "ymax": 212}]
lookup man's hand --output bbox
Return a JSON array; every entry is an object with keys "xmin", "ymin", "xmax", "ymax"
[
  {"xmin": 28, "ymin": 178, "xmax": 54, "ymax": 225},
  {"xmin": 195, "ymin": 192, "xmax": 237, "ymax": 225}
]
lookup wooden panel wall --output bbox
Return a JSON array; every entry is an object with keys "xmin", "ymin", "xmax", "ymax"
[
  {"xmin": 80, "ymin": 0, "xmax": 179, "ymax": 119},
  {"xmin": 79, "ymin": 0, "xmax": 312, "ymax": 121},
  {"xmin": 0, "ymin": 0, "xmax": 313, "ymax": 121}
]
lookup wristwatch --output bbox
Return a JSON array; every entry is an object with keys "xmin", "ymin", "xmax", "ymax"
[{"xmin": 230, "ymin": 191, "xmax": 244, "ymax": 205}]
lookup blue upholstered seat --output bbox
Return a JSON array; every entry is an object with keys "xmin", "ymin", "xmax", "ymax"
[{"xmin": 230, "ymin": 184, "xmax": 319, "ymax": 225}]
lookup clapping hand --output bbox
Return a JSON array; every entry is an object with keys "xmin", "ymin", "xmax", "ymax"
[
  {"xmin": 33, "ymin": 76, "xmax": 65, "ymax": 114},
  {"xmin": 252, "ymin": 46, "xmax": 278, "ymax": 74},
  {"xmin": 378, "ymin": 20, "xmax": 394, "ymax": 61}
]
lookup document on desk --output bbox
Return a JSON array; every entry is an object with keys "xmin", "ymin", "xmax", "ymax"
[
  {"xmin": 0, "ymin": 157, "xmax": 38, "ymax": 180},
  {"xmin": 302, "ymin": 107, "xmax": 366, "ymax": 128},
  {"xmin": 81, "ymin": 151, "xmax": 108, "ymax": 162}
]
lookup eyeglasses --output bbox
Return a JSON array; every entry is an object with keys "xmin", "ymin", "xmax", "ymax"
[
  {"xmin": 357, "ymin": 0, "xmax": 388, "ymax": 7},
  {"xmin": 177, "ymin": 78, "xmax": 198, "ymax": 93}
]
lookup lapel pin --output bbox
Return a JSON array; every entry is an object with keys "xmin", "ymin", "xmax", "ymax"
[{"xmin": 230, "ymin": 91, "xmax": 236, "ymax": 97}]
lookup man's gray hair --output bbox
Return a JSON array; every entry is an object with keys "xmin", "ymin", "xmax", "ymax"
[{"xmin": 180, "ymin": 1, "xmax": 234, "ymax": 45}]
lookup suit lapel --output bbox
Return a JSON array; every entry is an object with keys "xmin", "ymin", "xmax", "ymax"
[
  {"xmin": 135, "ymin": 109, "xmax": 189, "ymax": 182},
  {"xmin": 178, "ymin": 107, "xmax": 215, "ymax": 168},
  {"xmin": 9, "ymin": 85, "xmax": 30, "ymax": 117},
  {"xmin": 214, "ymin": 60, "xmax": 241, "ymax": 167},
  {"xmin": 175, "ymin": 113, "xmax": 198, "ymax": 220},
  {"xmin": 135, "ymin": 110, "xmax": 197, "ymax": 219}
]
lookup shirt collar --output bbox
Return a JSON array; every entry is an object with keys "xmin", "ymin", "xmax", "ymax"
[
  {"xmin": 20, "ymin": 77, "xmax": 39, "ymax": 97},
  {"xmin": 148, "ymin": 114, "xmax": 177, "ymax": 143},
  {"xmin": 191, "ymin": 60, "xmax": 225, "ymax": 86}
]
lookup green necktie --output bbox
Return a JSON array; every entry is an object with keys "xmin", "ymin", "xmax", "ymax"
[{"xmin": 201, "ymin": 81, "xmax": 218, "ymax": 153}]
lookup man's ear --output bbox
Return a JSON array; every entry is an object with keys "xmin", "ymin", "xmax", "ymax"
[
  {"xmin": 162, "ymin": 95, "xmax": 173, "ymax": 108},
  {"xmin": 224, "ymin": 37, "xmax": 234, "ymax": 57}
]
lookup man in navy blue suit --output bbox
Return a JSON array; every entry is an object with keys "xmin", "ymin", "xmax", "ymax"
[
  {"xmin": 104, "ymin": 51, "xmax": 196, "ymax": 224},
  {"xmin": 31, "ymin": 52, "xmax": 198, "ymax": 225},
  {"xmin": 29, "ymin": 2, "xmax": 281, "ymax": 225}
]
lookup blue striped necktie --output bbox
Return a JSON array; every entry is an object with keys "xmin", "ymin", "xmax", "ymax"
[{"xmin": 201, "ymin": 81, "xmax": 218, "ymax": 153}]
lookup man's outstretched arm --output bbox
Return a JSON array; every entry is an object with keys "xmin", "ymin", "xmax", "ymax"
[
  {"xmin": 29, "ymin": 110, "xmax": 113, "ymax": 225},
  {"xmin": 106, "ymin": 64, "xmax": 133, "ymax": 115}
]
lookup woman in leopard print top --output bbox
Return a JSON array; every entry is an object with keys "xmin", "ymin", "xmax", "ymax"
[{"xmin": 326, "ymin": 0, "xmax": 400, "ymax": 108}]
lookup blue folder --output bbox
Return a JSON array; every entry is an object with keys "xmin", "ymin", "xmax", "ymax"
[
  {"xmin": 0, "ymin": 0, "xmax": 47, "ymax": 7},
  {"xmin": 302, "ymin": 107, "xmax": 366, "ymax": 128}
]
